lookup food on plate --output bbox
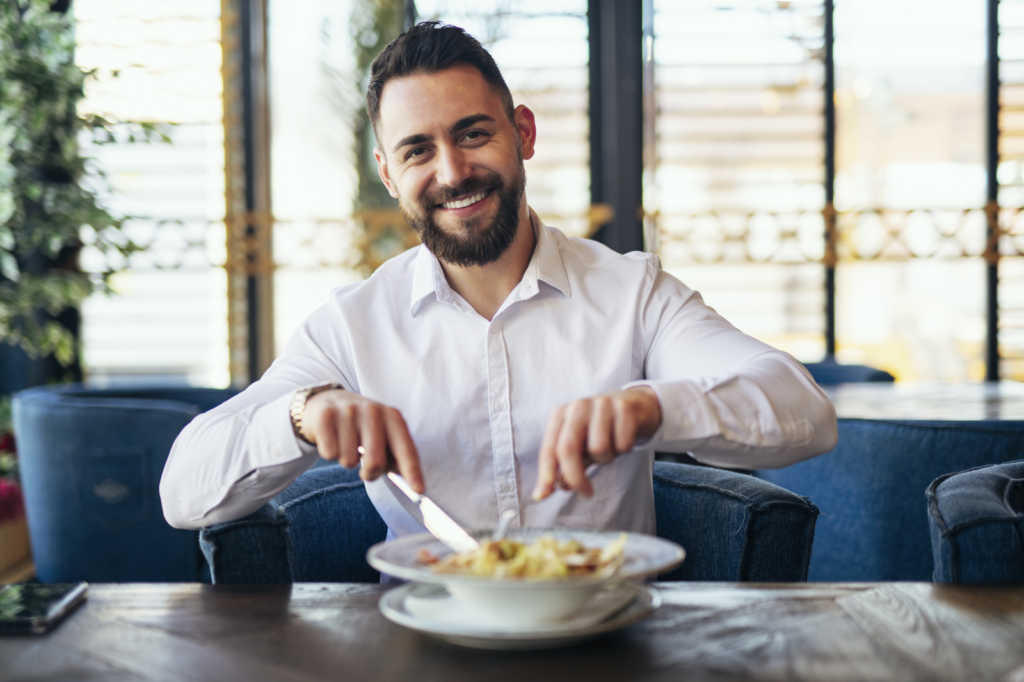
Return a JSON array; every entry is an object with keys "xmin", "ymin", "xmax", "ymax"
[{"xmin": 417, "ymin": 533, "xmax": 628, "ymax": 579}]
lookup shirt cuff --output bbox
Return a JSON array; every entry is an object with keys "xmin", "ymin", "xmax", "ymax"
[
  {"xmin": 186, "ymin": 391, "xmax": 319, "ymax": 525},
  {"xmin": 623, "ymin": 378, "xmax": 719, "ymax": 449}
]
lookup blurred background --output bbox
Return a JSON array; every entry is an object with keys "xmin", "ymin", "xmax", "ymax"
[{"xmin": 11, "ymin": 0, "xmax": 1024, "ymax": 388}]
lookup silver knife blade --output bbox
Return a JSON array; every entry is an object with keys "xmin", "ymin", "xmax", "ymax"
[{"xmin": 384, "ymin": 472, "xmax": 480, "ymax": 553}]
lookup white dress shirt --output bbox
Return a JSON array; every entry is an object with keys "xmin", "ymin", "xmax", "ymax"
[{"xmin": 159, "ymin": 219, "xmax": 837, "ymax": 537}]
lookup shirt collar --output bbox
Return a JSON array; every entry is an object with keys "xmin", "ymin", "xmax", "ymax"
[
  {"xmin": 524, "ymin": 208, "xmax": 570, "ymax": 297},
  {"xmin": 409, "ymin": 244, "xmax": 449, "ymax": 315},
  {"xmin": 408, "ymin": 208, "xmax": 571, "ymax": 316}
]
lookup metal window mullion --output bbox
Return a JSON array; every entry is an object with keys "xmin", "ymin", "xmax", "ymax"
[
  {"xmin": 986, "ymin": 0, "xmax": 1000, "ymax": 381},
  {"xmin": 588, "ymin": 0, "xmax": 644, "ymax": 254},
  {"xmin": 222, "ymin": 0, "xmax": 248, "ymax": 385},
  {"xmin": 824, "ymin": 0, "xmax": 837, "ymax": 360},
  {"xmin": 222, "ymin": 0, "xmax": 273, "ymax": 385}
]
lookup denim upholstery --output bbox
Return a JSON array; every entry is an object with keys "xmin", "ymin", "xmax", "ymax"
[
  {"xmin": 653, "ymin": 461, "xmax": 817, "ymax": 581},
  {"xmin": 200, "ymin": 460, "xmax": 819, "ymax": 583},
  {"xmin": 201, "ymin": 465, "xmax": 387, "ymax": 583},
  {"xmin": 927, "ymin": 460, "xmax": 1024, "ymax": 584},
  {"xmin": 802, "ymin": 361, "xmax": 894, "ymax": 385},
  {"xmin": 757, "ymin": 418, "xmax": 1024, "ymax": 581},
  {"xmin": 12, "ymin": 383, "xmax": 238, "ymax": 582}
]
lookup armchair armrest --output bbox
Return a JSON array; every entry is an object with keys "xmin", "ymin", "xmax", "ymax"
[
  {"xmin": 654, "ymin": 461, "xmax": 819, "ymax": 581},
  {"xmin": 927, "ymin": 459, "xmax": 1024, "ymax": 584},
  {"xmin": 199, "ymin": 504, "xmax": 292, "ymax": 584},
  {"xmin": 199, "ymin": 465, "xmax": 387, "ymax": 584}
]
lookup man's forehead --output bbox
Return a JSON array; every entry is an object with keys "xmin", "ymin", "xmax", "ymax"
[{"xmin": 376, "ymin": 65, "xmax": 505, "ymax": 145}]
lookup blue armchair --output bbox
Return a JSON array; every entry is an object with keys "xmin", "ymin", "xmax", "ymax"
[
  {"xmin": 802, "ymin": 360, "xmax": 894, "ymax": 385},
  {"xmin": 757, "ymin": 418, "xmax": 1024, "ymax": 581},
  {"xmin": 12, "ymin": 383, "xmax": 238, "ymax": 582},
  {"xmin": 927, "ymin": 460, "xmax": 1024, "ymax": 584},
  {"xmin": 199, "ymin": 460, "xmax": 819, "ymax": 583}
]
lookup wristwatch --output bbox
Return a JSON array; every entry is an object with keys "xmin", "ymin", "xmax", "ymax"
[{"xmin": 289, "ymin": 383, "xmax": 342, "ymax": 444}]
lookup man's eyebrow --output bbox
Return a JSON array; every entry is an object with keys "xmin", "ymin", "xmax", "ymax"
[
  {"xmin": 392, "ymin": 133, "xmax": 431, "ymax": 154},
  {"xmin": 450, "ymin": 113, "xmax": 495, "ymax": 136},
  {"xmin": 391, "ymin": 114, "xmax": 496, "ymax": 154}
]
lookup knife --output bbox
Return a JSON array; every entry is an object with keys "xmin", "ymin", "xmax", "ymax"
[{"xmin": 382, "ymin": 472, "xmax": 480, "ymax": 553}]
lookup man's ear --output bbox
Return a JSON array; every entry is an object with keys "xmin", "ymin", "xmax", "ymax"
[
  {"xmin": 374, "ymin": 147, "xmax": 400, "ymax": 199},
  {"xmin": 513, "ymin": 105, "xmax": 537, "ymax": 161}
]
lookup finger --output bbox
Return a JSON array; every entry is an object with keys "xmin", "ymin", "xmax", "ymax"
[
  {"xmin": 533, "ymin": 406, "xmax": 565, "ymax": 500},
  {"xmin": 586, "ymin": 396, "xmax": 616, "ymax": 463},
  {"xmin": 358, "ymin": 404, "xmax": 389, "ymax": 481},
  {"xmin": 556, "ymin": 400, "xmax": 593, "ymax": 497},
  {"xmin": 336, "ymin": 402, "xmax": 361, "ymax": 468},
  {"xmin": 313, "ymin": 404, "xmax": 340, "ymax": 461},
  {"xmin": 613, "ymin": 395, "xmax": 639, "ymax": 454},
  {"xmin": 383, "ymin": 407, "xmax": 424, "ymax": 493}
]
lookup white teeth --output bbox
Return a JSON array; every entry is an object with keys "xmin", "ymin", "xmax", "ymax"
[{"xmin": 443, "ymin": 191, "xmax": 486, "ymax": 209}]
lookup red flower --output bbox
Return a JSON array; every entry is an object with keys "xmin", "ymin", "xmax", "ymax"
[
  {"xmin": 0, "ymin": 478, "xmax": 24, "ymax": 523},
  {"xmin": 0, "ymin": 432, "xmax": 13, "ymax": 454}
]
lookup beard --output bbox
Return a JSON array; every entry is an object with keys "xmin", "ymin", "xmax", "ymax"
[{"xmin": 400, "ymin": 162, "xmax": 525, "ymax": 267}]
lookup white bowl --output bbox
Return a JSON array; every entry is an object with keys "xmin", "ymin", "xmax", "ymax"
[{"xmin": 367, "ymin": 528, "xmax": 684, "ymax": 627}]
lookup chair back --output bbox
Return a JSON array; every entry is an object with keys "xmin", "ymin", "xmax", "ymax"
[
  {"xmin": 803, "ymin": 361, "xmax": 894, "ymax": 385},
  {"xmin": 13, "ymin": 383, "xmax": 237, "ymax": 581},
  {"xmin": 202, "ymin": 460, "xmax": 819, "ymax": 583},
  {"xmin": 758, "ymin": 417, "xmax": 1024, "ymax": 581}
]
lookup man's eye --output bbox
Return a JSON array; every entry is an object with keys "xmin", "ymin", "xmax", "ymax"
[
  {"xmin": 461, "ymin": 130, "xmax": 490, "ymax": 144},
  {"xmin": 404, "ymin": 146, "xmax": 429, "ymax": 161}
]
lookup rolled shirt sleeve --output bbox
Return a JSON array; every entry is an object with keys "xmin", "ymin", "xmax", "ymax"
[
  {"xmin": 159, "ymin": 301, "xmax": 356, "ymax": 530},
  {"xmin": 624, "ymin": 264, "xmax": 838, "ymax": 469}
]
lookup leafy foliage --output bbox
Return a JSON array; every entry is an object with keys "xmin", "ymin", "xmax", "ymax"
[
  {"xmin": 0, "ymin": 395, "xmax": 13, "ymax": 484},
  {"xmin": 0, "ymin": 0, "xmax": 162, "ymax": 365},
  {"xmin": 349, "ymin": 0, "xmax": 411, "ymax": 272}
]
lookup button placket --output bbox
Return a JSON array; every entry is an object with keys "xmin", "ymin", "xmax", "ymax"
[{"xmin": 485, "ymin": 321, "xmax": 520, "ymax": 525}]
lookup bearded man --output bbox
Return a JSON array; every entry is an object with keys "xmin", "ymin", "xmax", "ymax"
[{"xmin": 160, "ymin": 22, "xmax": 836, "ymax": 541}]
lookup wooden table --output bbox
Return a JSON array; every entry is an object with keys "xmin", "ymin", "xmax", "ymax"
[
  {"xmin": 826, "ymin": 380, "xmax": 1024, "ymax": 422},
  {"xmin": 3, "ymin": 582, "xmax": 1024, "ymax": 682}
]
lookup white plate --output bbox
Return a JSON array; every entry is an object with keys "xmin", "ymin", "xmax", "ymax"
[
  {"xmin": 367, "ymin": 528, "xmax": 684, "ymax": 586},
  {"xmin": 380, "ymin": 581, "xmax": 659, "ymax": 650},
  {"xmin": 367, "ymin": 529, "xmax": 684, "ymax": 626}
]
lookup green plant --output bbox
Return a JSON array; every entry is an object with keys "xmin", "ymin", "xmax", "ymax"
[
  {"xmin": 0, "ymin": 396, "xmax": 14, "ymax": 484},
  {"xmin": 0, "ymin": 0, "xmax": 163, "ymax": 366},
  {"xmin": 348, "ymin": 0, "xmax": 413, "ymax": 273}
]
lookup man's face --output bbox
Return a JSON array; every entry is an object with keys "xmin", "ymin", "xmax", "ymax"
[{"xmin": 373, "ymin": 64, "xmax": 536, "ymax": 266}]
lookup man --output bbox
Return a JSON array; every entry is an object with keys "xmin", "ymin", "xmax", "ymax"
[{"xmin": 160, "ymin": 22, "xmax": 836, "ymax": 537}]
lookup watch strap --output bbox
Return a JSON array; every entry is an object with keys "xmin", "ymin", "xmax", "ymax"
[{"xmin": 289, "ymin": 383, "xmax": 342, "ymax": 445}]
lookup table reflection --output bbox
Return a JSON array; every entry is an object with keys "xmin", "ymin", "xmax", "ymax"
[{"xmin": 826, "ymin": 381, "xmax": 1024, "ymax": 422}]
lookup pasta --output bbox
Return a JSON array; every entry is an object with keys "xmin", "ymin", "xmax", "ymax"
[{"xmin": 417, "ymin": 533, "xmax": 628, "ymax": 579}]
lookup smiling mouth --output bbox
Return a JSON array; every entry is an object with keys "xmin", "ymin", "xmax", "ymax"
[{"xmin": 441, "ymin": 190, "xmax": 489, "ymax": 210}]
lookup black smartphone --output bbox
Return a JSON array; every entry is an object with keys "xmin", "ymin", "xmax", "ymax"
[{"xmin": 0, "ymin": 582, "xmax": 88, "ymax": 635}]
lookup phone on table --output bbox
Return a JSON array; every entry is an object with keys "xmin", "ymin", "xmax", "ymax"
[{"xmin": 0, "ymin": 581, "xmax": 88, "ymax": 635}]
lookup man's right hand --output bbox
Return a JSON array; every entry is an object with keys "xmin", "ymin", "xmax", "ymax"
[{"xmin": 299, "ymin": 388, "xmax": 425, "ymax": 493}]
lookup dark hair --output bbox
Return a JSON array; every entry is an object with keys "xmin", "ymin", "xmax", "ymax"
[{"xmin": 366, "ymin": 21, "xmax": 515, "ymax": 140}]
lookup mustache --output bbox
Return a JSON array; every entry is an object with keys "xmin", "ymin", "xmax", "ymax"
[{"xmin": 425, "ymin": 175, "xmax": 501, "ymax": 206}]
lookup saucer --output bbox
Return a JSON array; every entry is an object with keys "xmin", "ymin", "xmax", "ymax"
[{"xmin": 379, "ymin": 581, "xmax": 659, "ymax": 650}]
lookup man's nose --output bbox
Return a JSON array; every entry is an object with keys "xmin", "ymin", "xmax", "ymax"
[{"xmin": 434, "ymin": 145, "xmax": 471, "ymax": 189}]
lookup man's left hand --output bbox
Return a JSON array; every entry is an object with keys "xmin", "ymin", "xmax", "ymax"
[{"xmin": 532, "ymin": 386, "xmax": 662, "ymax": 500}]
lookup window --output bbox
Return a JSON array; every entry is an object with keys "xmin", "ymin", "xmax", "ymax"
[
  {"xmin": 833, "ymin": 0, "xmax": 987, "ymax": 380},
  {"xmin": 74, "ymin": 0, "xmax": 228, "ymax": 386},
  {"xmin": 649, "ymin": 1, "xmax": 1016, "ymax": 381},
  {"xmin": 649, "ymin": 0, "xmax": 827, "ymax": 361},
  {"xmin": 267, "ymin": 0, "xmax": 591, "ymax": 354}
]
